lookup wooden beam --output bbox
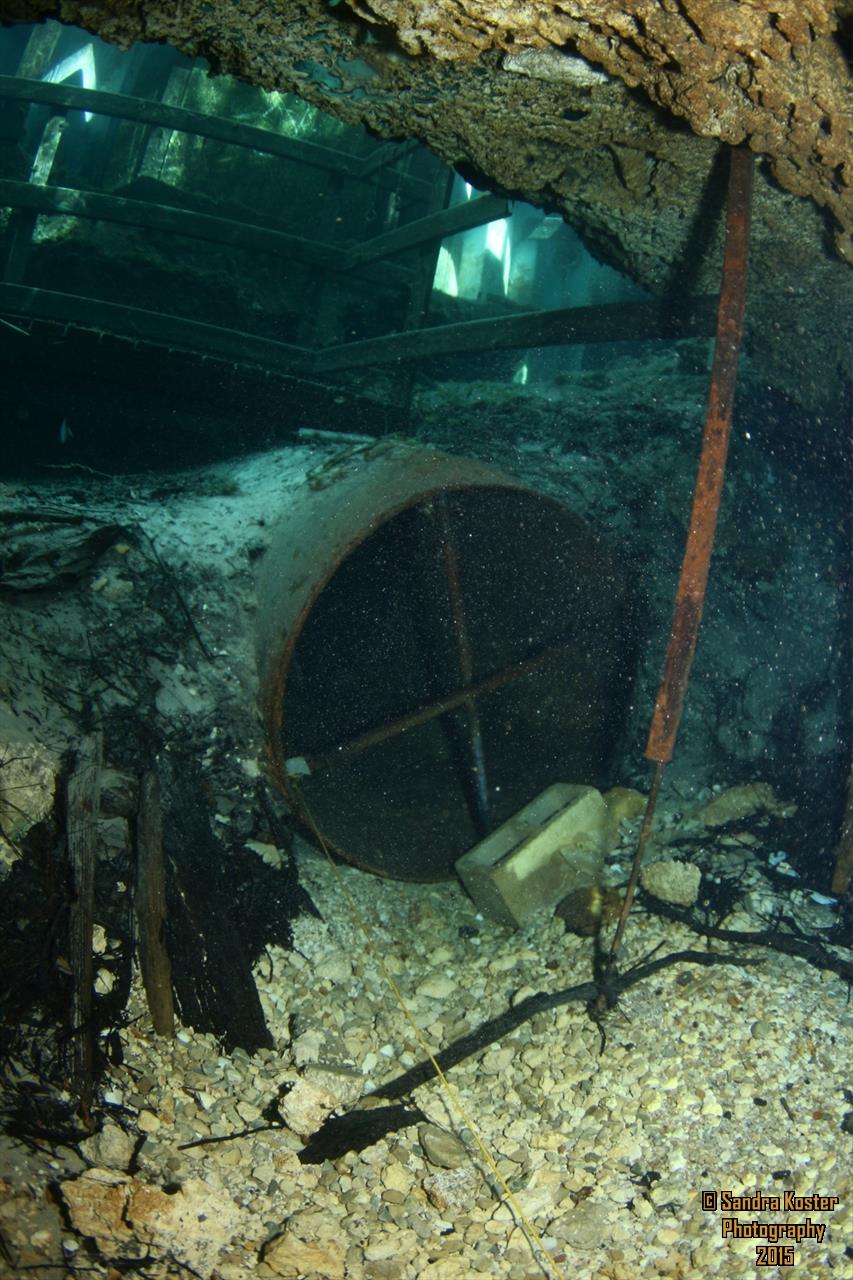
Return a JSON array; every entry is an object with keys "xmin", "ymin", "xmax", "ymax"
[
  {"xmin": 0, "ymin": 282, "xmax": 313, "ymax": 374},
  {"xmin": 0, "ymin": 76, "xmax": 428, "ymax": 191},
  {"xmin": 159, "ymin": 754, "xmax": 273, "ymax": 1053},
  {"xmin": 359, "ymin": 138, "xmax": 421, "ymax": 179},
  {"xmin": 66, "ymin": 732, "xmax": 103, "ymax": 1122},
  {"xmin": 0, "ymin": 178, "xmax": 418, "ymax": 292},
  {"xmin": 135, "ymin": 770, "xmax": 174, "ymax": 1038},
  {"xmin": 0, "ymin": 284, "xmax": 718, "ymax": 388},
  {"xmin": 312, "ymin": 297, "xmax": 719, "ymax": 372},
  {"xmin": 3, "ymin": 115, "xmax": 66, "ymax": 284},
  {"xmin": 344, "ymin": 193, "xmax": 510, "ymax": 268},
  {"xmin": 0, "ymin": 177, "xmax": 348, "ymax": 271},
  {"xmin": 0, "ymin": 314, "xmax": 409, "ymax": 440}
]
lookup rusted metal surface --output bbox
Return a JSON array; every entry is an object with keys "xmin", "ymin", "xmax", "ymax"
[
  {"xmin": 607, "ymin": 761, "xmax": 664, "ymax": 963},
  {"xmin": 255, "ymin": 439, "xmax": 522, "ymax": 782},
  {"xmin": 256, "ymin": 440, "xmax": 636, "ymax": 879},
  {"xmin": 606, "ymin": 146, "xmax": 754, "ymax": 966},
  {"xmin": 434, "ymin": 496, "xmax": 490, "ymax": 830},
  {"xmin": 645, "ymin": 146, "xmax": 754, "ymax": 767}
]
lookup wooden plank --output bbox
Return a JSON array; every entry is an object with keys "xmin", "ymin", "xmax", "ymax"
[
  {"xmin": 0, "ymin": 282, "xmax": 313, "ymax": 374},
  {"xmin": 0, "ymin": 284, "xmax": 717, "ymax": 379},
  {"xmin": 312, "ymin": 297, "xmax": 719, "ymax": 372},
  {"xmin": 66, "ymin": 732, "xmax": 103, "ymax": 1121},
  {"xmin": 0, "ymin": 179, "xmax": 416, "ymax": 292},
  {"xmin": 0, "ymin": 315, "xmax": 410, "ymax": 440},
  {"xmin": 159, "ymin": 754, "xmax": 273, "ymax": 1053},
  {"xmin": 359, "ymin": 138, "xmax": 421, "ymax": 179},
  {"xmin": 0, "ymin": 76, "xmax": 426, "ymax": 191},
  {"xmin": 344, "ymin": 193, "xmax": 510, "ymax": 268},
  {"xmin": 138, "ymin": 66, "xmax": 190, "ymax": 182},
  {"xmin": 15, "ymin": 20, "xmax": 61, "ymax": 78},
  {"xmin": 0, "ymin": 178, "xmax": 349, "ymax": 271},
  {"xmin": 380, "ymin": 168, "xmax": 455, "ymax": 413},
  {"xmin": 3, "ymin": 117, "xmax": 66, "ymax": 284},
  {"xmin": 135, "ymin": 770, "xmax": 174, "ymax": 1038}
]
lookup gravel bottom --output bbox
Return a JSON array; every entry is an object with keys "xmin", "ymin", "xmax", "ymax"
[{"xmin": 2, "ymin": 823, "xmax": 850, "ymax": 1280}]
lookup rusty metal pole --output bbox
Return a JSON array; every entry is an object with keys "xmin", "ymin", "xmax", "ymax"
[
  {"xmin": 609, "ymin": 146, "xmax": 754, "ymax": 963},
  {"xmin": 305, "ymin": 640, "xmax": 562, "ymax": 774},
  {"xmin": 435, "ymin": 497, "xmax": 491, "ymax": 830}
]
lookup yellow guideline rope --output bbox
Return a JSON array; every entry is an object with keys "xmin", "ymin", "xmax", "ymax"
[{"xmin": 296, "ymin": 789, "xmax": 567, "ymax": 1280}]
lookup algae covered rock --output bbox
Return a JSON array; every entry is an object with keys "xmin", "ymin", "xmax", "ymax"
[{"xmin": 0, "ymin": 737, "xmax": 59, "ymax": 869}]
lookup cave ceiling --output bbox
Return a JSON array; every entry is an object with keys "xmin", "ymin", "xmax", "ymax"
[{"xmin": 3, "ymin": 1, "xmax": 852, "ymax": 413}]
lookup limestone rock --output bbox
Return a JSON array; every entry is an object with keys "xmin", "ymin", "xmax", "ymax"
[
  {"xmin": 697, "ymin": 783, "xmax": 795, "ymax": 827},
  {"xmin": 79, "ymin": 1122, "xmax": 136, "ymax": 1172},
  {"xmin": 422, "ymin": 1165, "xmax": 481, "ymax": 1213},
  {"xmin": 314, "ymin": 949, "xmax": 353, "ymax": 982},
  {"xmin": 125, "ymin": 1177, "xmax": 242, "ymax": 1273},
  {"xmin": 262, "ymin": 1230, "xmax": 345, "ymax": 1279},
  {"xmin": 640, "ymin": 859, "xmax": 701, "ymax": 907},
  {"xmin": 417, "ymin": 973, "xmax": 458, "ymax": 1000},
  {"xmin": 0, "ymin": 739, "xmax": 58, "ymax": 868},
  {"xmin": 60, "ymin": 1168, "xmax": 134, "ymax": 1254},
  {"xmin": 278, "ymin": 1064, "xmax": 362, "ymax": 1138},
  {"xmin": 560, "ymin": 1198, "xmax": 613, "ymax": 1249},
  {"xmin": 291, "ymin": 1025, "xmax": 326, "ymax": 1066},
  {"xmin": 61, "ymin": 1169, "xmax": 241, "ymax": 1272}
]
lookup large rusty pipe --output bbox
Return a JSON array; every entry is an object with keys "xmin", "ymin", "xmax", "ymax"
[
  {"xmin": 255, "ymin": 441, "xmax": 524, "ymax": 801},
  {"xmin": 255, "ymin": 440, "xmax": 636, "ymax": 879}
]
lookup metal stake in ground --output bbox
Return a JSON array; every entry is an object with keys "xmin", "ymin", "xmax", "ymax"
[
  {"xmin": 66, "ymin": 731, "xmax": 103, "ymax": 1124},
  {"xmin": 609, "ymin": 145, "xmax": 755, "ymax": 964}
]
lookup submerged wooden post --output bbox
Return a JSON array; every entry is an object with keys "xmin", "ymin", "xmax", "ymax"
[
  {"xmin": 135, "ymin": 769, "xmax": 174, "ymax": 1036},
  {"xmin": 831, "ymin": 758, "xmax": 853, "ymax": 894},
  {"xmin": 66, "ymin": 732, "xmax": 103, "ymax": 1121}
]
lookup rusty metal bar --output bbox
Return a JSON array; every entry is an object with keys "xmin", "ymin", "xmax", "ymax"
[
  {"xmin": 304, "ymin": 640, "xmax": 566, "ymax": 774},
  {"xmin": 66, "ymin": 732, "xmax": 102, "ymax": 1123},
  {"xmin": 645, "ymin": 146, "xmax": 754, "ymax": 767},
  {"xmin": 436, "ymin": 497, "xmax": 490, "ymax": 829},
  {"xmin": 608, "ymin": 146, "xmax": 754, "ymax": 964}
]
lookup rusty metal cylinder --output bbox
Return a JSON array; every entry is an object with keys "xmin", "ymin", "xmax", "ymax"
[{"xmin": 256, "ymin": 440, "xmax": 636, "ymax": 880}]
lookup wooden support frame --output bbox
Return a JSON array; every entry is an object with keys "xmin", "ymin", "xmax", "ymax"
[
  {"xmin": 0, "ymin": 75, "xmax": 430, "ymax": 192},
  {"xmin": 0, "ymin": 187, "xmax": 507, "ymax": 280},
  {"xmin": 0, "ymin": 71, "xmax": 718, "ymax": 413},
  {"xmin": 311, "ymin": 297, "xmax": 719, "ymax": 372},
  {"xmin": 343, "ymin": 193, "xmax": 510, "ymax": 268},
  {"xmin": 0, "ymin": 283, "xmax": 718, "ymax": 380},
  {"xmin": 0, "ymin": 177, "xmax": 350, "ymax": 270},
  {"xmin": 0, "ymin": 281, "xmax": 312, "ymax": 371}
]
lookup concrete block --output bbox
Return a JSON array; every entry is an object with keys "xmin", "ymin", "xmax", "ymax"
[{"xmin": 455, "ymin": 783, "xmax": 607, "ymax": 928}]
